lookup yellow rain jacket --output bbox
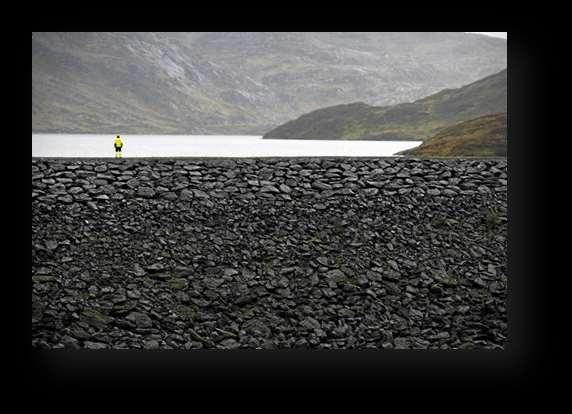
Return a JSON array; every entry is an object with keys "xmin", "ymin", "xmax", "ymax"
[{"xmin": 114, "ymin": 137, "xmax": 123, "ymax": 148}]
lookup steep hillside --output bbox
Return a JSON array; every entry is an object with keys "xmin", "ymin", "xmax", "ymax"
[
  {"xmin": 32, "ymin": 32, "xmax": 506, "ymax": 134},
  {"xmin": 263, "ymin": 69, "xmax": 507, "ymax": 140},
  {"xmin": 400, "ymin": 113, "xmax": 507, "ymax": 157}
]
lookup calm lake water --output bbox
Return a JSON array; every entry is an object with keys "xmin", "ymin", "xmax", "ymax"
[{"xmin": 32, "ymin": 134, "xmax": 422, "ymax": 158}]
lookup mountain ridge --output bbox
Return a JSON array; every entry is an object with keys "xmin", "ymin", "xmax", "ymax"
[{"xmin": 32, "ymin": 32, "xmax": 506, "ymax": 134}]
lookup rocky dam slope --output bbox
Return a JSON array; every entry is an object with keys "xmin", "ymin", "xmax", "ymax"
[{"xmin": 32, "ymin": 157, "xmax": 507, "ymax": 349}]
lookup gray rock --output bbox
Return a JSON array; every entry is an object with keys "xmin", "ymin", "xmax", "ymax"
[
  {"xmin": 193, "ymin": 189, "xmax": 209, "ymax": 198},
  {"xmin": 126, "ymin": 312, "xmax": 153, "ymax": 329},
  {"xmin": 260, "ymin": 185, "xmax": 280, "ymax": 193},
  {"xmin": 133, "ymin": 264, "xmax": 146, "ymax": 276},
  {"xmin": 363, "ymin": 188, "xmax": 379, "ymax": 196},
  {"xmin": 394, "ymin": 337, "xmax": 410, "ymax": 349},
  {"xmin": 168, "ymin": 278, "xmax": 188, "ymax": 290},
  {"xmin": 81, "ymin": 308, "xmax": 112, "ymax": 329},
  {"xmin": 312, "ymin": 181, "xmax": 332, "ymax": 191},
  {"xmin": 45, "ymin": 240, "xmax": 59, "ymax": 250},
  {"xmin": 387, "ymin": 260, "xmax": 399, "ymax": 271},
  {"xmin": 162, "ymin": 192, "xmax": 178, "ymax": 200},
  {"xmin": 137, "ymin": 187, "xmax": 156, "ymax": 198},
  {"xmin": 146, "ymin": 262, "xmax": 165, "ymax": 272},
  {"xmin": 111, "ymin": 294, "xmax": 127, "ymax": 304},
  {"xmin": 61, "ymin": 335, "xmax": 80, "ymax": 349},
  {"xmin": 219, "ymin": 338, "xmax": 241, "ymax": 349},
  {"xmin": 224, "ymin": 268, "xmax": 239, "ymax": 277},
  {"xmin": 325, "ymin": 269, "xmax": 345, "ymax": 280},
  {"xmin": 84, "ymin": 341, "xmax": 108, "ymax": 349},
  {"xmin": 300, "ymin": 317, "xmax": 321, "ymax": 330},
  {"xmin": 143, "ymin": 339, "xmax": 160, "ymax": 350},
  {"xmin": 179, "ymin": 189, "xmax": 194, "ymax": 201},
  {"xmin": 127, "ymin": 289, "xmax": 141, "ymax": 299},
  {"xmin": 57, "ymin": 195, "xmax": 74, "ymax": 203},
  {"xmin": 243, "ymin": 319, "xmax": 272, "ymax": 338}
]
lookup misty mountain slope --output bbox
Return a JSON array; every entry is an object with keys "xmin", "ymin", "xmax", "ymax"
[
  {"xmin": 263, "ymin": 69, "xmax": 506, "ymax": 141},
  {"xmin": 32, "ymin": 32, "xmax": 506, "ymax": 134},
  {"xmin": 400, "ymin": 112, "xmax": 507, "ymax": 157}
]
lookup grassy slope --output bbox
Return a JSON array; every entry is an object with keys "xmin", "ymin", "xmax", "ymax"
[
  {"xmin": 263, "ymin": 69, "xmax": 507, "ymax": 141},
  {"xmin": 400, "ymin": 113, "xmax": 507, "ymax": 157}
]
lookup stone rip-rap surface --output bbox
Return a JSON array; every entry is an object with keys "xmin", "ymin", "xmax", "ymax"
[{"xmin": 32, "ymin": 158, "xmax": 507, "ymax": 349}]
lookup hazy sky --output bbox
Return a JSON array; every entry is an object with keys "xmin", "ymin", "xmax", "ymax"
[{"xmin": 466, "ymin": 32, "xmax": 507, "ymax": 39}]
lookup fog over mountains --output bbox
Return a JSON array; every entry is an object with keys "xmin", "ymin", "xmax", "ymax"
[{"xmin": 32, "ymin": 32, "xmax": 506, "ymax": 135}]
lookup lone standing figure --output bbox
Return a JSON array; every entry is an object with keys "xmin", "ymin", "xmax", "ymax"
[{"xmin": 114, "ymin": 135, "xmax": 123, "ymax": 158}]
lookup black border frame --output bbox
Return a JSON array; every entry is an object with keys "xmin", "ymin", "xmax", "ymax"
[{"xmin": 28, "ymin": 5, "xmax": 554, "ymax": 397}]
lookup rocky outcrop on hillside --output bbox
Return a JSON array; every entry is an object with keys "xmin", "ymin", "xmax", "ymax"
[{"xmin": 32, "ymin": 157, "xmax": 507, "ymax": 349}]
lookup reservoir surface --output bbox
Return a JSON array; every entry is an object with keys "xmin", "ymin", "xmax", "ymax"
[{"xmin": 32, "ymin": 134, "xmax": 422, "ymax": 158}]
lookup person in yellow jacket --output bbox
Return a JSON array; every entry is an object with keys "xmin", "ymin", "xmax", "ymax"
[{"xmin": 114, "ymin": 135, "xmax": 123, "ymax": 158}]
